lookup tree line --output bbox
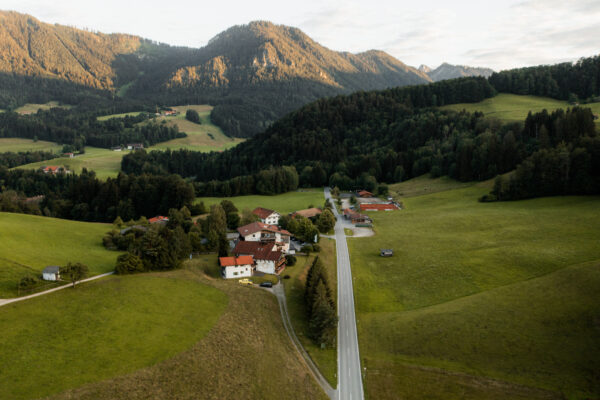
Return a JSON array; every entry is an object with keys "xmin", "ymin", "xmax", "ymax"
[
  {"xmin": 304, "ymin": 256, "xmax": 337, "ymax": 348},
  {"xmin": 0, "ymin": 150, "xmax": 57, "ymax": 168},
  {"xmin": 0, "ymin": 168, "xmax": 194, "ymax": 222}
]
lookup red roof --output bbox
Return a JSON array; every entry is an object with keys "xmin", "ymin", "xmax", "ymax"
[
  {"xmin": 237, "ymin": 222, "xmax": 291, "ymax": 237},
  {"xmin": 44, "ymin": 166, "xmax": 60, "ymax": 172},
  {"xmin": 358, "ymin": 190, "xmax": 374, "ymax": 197},
  {"xmin": 252, "ymin": 207, "xmax": 276, "ymax": 219},
  {"xmin": 359, "ymin": 204, "xmax": 398, "ymax": 211},
  {"xmin": 233, "ymin": 241, "xmax": 282, "ymax": 262},
  {"xmin": 219, "ymin": 255, "xmax": 254, "ymax": 267},
  {"xmin": 148, "ymin": 216, "xmax": 169, "ymax": 223}
]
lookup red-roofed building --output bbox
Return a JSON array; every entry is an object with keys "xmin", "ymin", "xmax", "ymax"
[
  {"xmin": 357, "ymin": 190, "xmax": 374, "ymax": 198},
  {"xmin": 237, "ymin": 222, "xmax": 291, "ymax": 253},
  {"xmin": 219, "ymin": 255, "xmax": 254, "ymax": 279},
  {"xmin": 343, "ymin": 208, "xmax": 371, "ymax": 224},
  {"xmin": 233, "ymin": 241, "xmax": 286, "ymax": 275},
  {"xmin": 41, "ymin": 166, "xmax": 68, "ymax": 175},
  {"xmin": 252, "ymin": 207, "xmax": 281, "ymax": 225},
  {"xmin": 359, "ymin": 203, "xmax": 398, "ymax": 211},
  {"xmin": 148, "ymin": 216, "xmax": 169, "ymax": 224}
]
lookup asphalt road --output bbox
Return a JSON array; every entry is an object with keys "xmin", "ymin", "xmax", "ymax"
[{"xmin": 325, "ymin": 188, "xmax": 364, "ymax": 400}]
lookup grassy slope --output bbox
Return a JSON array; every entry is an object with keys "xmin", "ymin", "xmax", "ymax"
[
  {"xmin": 14, "ymin": 101, "xmax": 71, "ymax": 114},
  {"xmin": 347, "ymin": 178, "xmax": 600, "ymax": 399},
  {"xmin": 389, "ymin": 174, "xmax": 477, "ymax": 198},
  {"xmin": 0, "ymin": 213, "xmax": 119, "ymax": 298},
  {"xmin": 441, "ymin": 93, "xmax": 600, "ymax": 127},
  {"xmin": 283, "ymin": 238, "xmax": 338, "ymax": 386},
  {"xmin": 0, "ymin": 138, "xmax": 62, "ymax": 153},
  {"xmin": 196, "ymin": 190, "xmax": 325, "ymax": 215},
  {"xmin": 47, "ymin": 259, "xmax": 328, "ymax": 400},
  {"xmin": 0, "ymin": 271, "xmax": 227, "ymax": 400}
]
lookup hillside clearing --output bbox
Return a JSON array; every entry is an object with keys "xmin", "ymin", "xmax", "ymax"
[
  {"xmin": 196, "ymin": 190, "xmax": 325, "ymax": 215},
  {"xmin": 348, "ymin": 179, "xmax": 600, "ymax": 399},
  {"xmin": 0, "ymin": 271, "xmax": 227, "ymax": 400},
  {"xmin": 0, "ymin": 138, "xmax": 62, "ymax": 153},
  {"xmin": 0, "ymin": 212, "xmax": 119, "ymax": 298},
  {"xmin": 14, "ymin": 101, "xmax": 72, "ymax": 114}
]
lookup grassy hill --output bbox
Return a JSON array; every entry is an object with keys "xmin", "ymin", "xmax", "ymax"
[
  {"xmin": 347, "ymin": 177, "xmax": 600, "ymax": 399},
  {"xmin": 440, "ymin": 93, "xmax": 600, "ymax": 126},
  {"xmin": 0, "ymin": 138, "xmax": 62, "ymax": 153},
  {"xmin": 0, "ymin": 212, "xmax": 119, "ymax": 298},
  {"xmin": 196, "ymin": 190, "xmax": 325, "ymax": 215},
  {"xmin": 14, "ymin": 101, "xmax": 71, "ymax": 114},
  {"xmin": 0, "ymin": 270, "xmax": 227, "ymax": 400}
]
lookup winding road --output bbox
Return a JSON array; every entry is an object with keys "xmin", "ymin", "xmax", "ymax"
[{"xmin": 325, "ymin": 188, "xmax": 365, "ymax": 400}]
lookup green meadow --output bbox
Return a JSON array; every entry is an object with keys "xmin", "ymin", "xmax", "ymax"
[
  {"xmin": 348, "ymin": 177, "xmax": 600, "ymax": 399},
  {"xmin": 283, "ymin": 238, "xmax": 338, "ymax": 386},
  {"xmin": 0, "ymin": 271, "xmax": 227, "ymax": 400},
  {"xmin": 14, "ymin": 101, "xmax": 71, "ymax": 114},
  {"xmin": 0, "ymin": 138, "xmax": 62, "ymax": 153},
  {"xmin": 0, "ymin": 212, "xmax": 119, "ymax": 298},
  {"xmin": 196, "ymin": 189, "xmax": 326, "ymax": 215}
]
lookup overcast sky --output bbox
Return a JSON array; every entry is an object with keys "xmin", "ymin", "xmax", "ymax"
[{"xmin": 3, "ymin": 0, "xmax": 599, "ymax": 71}]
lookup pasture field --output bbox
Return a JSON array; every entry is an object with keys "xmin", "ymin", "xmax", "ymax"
[
  {"xmin": 441, "ymin": 93, "xmax": 600, "ymax": 127},
  {"xmin": 14, "ymin": 101, "xmax": 71, "ymax": 114},
  {"xmin": 347, "ymin": 178, "xmax": 600, "ymax": 399},
  {"xmin": 389, "ymin": 174, "xmax": 477, "ymax": 198},
  {"xmin": 0, "ymin": 212, "xmax": 119, "ymax": 298},
  {"xmin": 0, "ymin": 270, "xmax": 228, "ymax": 400},
  {"xmin": 283, "ymin": 238, "xmax": 338, "ymax": 386},
  {"xmin": 0, "ymin": 138, "xmax": 62, "ymax": 153},
  {"xmin": 96, "ymin": 111, "xmax": 144, "ymax": 120},
  {"xmin": 14, "ymin": 146, "xmax": 124, "ymax": 179},
  {"xmin": 42, "ymin": 260, "xmax": 327, "ymax": 400},
  {"xmin": 196, "ymin": 190, "xmax": 325, "ymax": 215}
]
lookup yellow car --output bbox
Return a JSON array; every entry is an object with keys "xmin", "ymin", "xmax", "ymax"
[{"xmin": 238, "ymin": 278, "xmax": 253, "ymax": 286}]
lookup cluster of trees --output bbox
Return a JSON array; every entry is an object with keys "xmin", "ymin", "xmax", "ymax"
[
  {"xmin": 0, "ymin": 190, "xmax": 42, "ymax": 215},
  {"xmin": 0, "ymin": 168, "xmax": 194, "ymax": 222},
  {"xmin": 185, "ymin": 109, "xmax": 201, "ymax": 124},
  {"xmin": 0, "ymin": 150, "xmax": 57, "ymax": 168},
  {"xmin": 0, "ymin": 108, "xmax": 185, "ymax": 149},
  {"xmin": 489, "ymin": 55, "xmax": 600, "ymax": 102},
  {"xmin": 482, "ymin": 136, "xmax": 600, "ymax": 201},
  {"xmin": 304, "ymin": 256, "xmax": 337, "ymax": 348}
]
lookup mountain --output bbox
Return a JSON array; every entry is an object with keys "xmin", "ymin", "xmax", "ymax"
[
  {"xmin": 426, "ymin": 62, "xmax": 494, "ymax": 81},
  {"xmin": 418, "ymin": 64, "xmax": 432, "ymax": 74},
  {"xmin": 0, "ymin": 12, "xmax": 431, "ymax": 137}
]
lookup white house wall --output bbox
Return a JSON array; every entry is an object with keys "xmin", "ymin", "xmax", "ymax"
[{"xmin": 222, "ymin": 265, "xmax": 253, "ymax": 279}]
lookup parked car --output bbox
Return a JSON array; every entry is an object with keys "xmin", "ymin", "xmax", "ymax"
[
  {"xmin": 238, "ymin": 278, "xmax": 253, "ymax": 286},
  {"xmin": 259, "ymin": 281, "xmax": 273, "ymax": 288}
]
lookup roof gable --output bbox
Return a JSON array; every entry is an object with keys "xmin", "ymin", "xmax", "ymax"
[{"xmin": 252, "ymin": 207, "xmax": 277, "ymax": 219}]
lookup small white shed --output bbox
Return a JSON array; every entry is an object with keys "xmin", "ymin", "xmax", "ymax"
[{"xmin": 42, "ymin": 266, "xmax": 60, "ymax": 281}]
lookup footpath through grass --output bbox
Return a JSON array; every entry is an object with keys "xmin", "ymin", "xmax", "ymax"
[
  {"xmin": 348, "ymin": 178, "xmax": 600, "ymax": 399},
  {"xmin": 0, "ymin": 270, "xmax": 227, "ymax": 400},
  {"xmin": 283, "ymin": 238, "xmax": 338, "ymax": 386},
  {"xmin": 196, "ymin": 189, "xmax": 325, "ymax": 215},
  {"xmin": 0, "ymin": 213, "xmax": 119, "ymax": 298}
]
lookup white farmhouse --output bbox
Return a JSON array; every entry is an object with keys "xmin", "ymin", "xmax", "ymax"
[
  {"xmin": 252, "ymin": 207, "xmax": 281, "ymax": 226},
  {"xmin": 219, "ymin": 255, "xmax": 254, "ymax": 279},
  {"xmin": 233, "ymin": 241, "xmax": 286, "ymax": 275},
  {"xmin": 237, "ymin": 222, "xmax": 291, "ymax": 253}
]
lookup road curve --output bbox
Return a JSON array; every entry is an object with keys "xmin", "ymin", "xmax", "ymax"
[{"xmin": 325, "ymin": 188, "xmax": 364, "ymax": 400}]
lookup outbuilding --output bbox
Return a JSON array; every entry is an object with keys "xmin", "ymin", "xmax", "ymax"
[
  {"xmin": 42, "ymin": 266, "xmax": 60, "ymax": 281},
  {"xmin": 380, "ymin": 249, "xmax": 393, "ymax": 257}
]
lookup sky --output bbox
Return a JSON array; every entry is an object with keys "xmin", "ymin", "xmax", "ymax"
[{"xmin": 2, "ymin": 0, "xmax": 599, "ymax": 71}]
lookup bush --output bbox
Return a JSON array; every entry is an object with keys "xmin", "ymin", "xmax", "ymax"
[
  {"xmin": 115, "ymin": 253, "xmax": 145, "ymax": 274},
  {"xmin": 302, "ymin": 244, "xmax": 314, "ymax": 253},
  {"xmin": 185, "ymin": 109, "xmax": 201, "ymax": 124},
  {"xmin": 283, "ymin": 274, "xmax": 291, "ymax": 279},
  {"xmin": 18, "ymin": 276, "xmax": 38, "ymax": 290},
  {"xmin": 285, "ymin": 255, "xmax": 297, "ymax": 266},
  {"xmin": 312, "ymin": 244, "xmax": 321, "ymax": 252}
]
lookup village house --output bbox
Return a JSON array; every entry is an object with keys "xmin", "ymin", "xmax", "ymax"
[
  {"xmin": 291, "ymin": 207, "xmax": 322, "ymax": 219},
  {"xmin": 164, "ymin": 110, "xmax": 178, "ymax": 116},
  {"xmin": 237, "ymin": 222, "xmax": 291, "ymax": 253},
  {"xmin": 252, "ymin": 207, "xmax": 281, "ymax": 225},
  {"xmin": 357, "ymin": 190, "xmax": 374, "ymax": 198},
  {"xmin": 126, "ymin": 143, "xmax": 144, "ymax": 150},
  {"xmin": 148, "ymin": 216, "xmax": 169, "ymax": 224},
  {"xmin": 359, "ymin": 203, "xmax": 398, "ymax": 211},
  {"xmin": 343, "ymin": 208, "xmax": 371, "ymax": 224},
  {"xmin": 233, "ymin": 241, "xmax": 286, "ymax": 275},
  {"xmin": 111, "ymin": 146, "xmax": 122, "ymax": 152},
  {"xmin": 63, "ymin": 152, "xmax": 74, "ymax": 158},
  {"xmin": 219, "ymin": 255, "xmax": 254, "ymax": 279},
  {"xmin": 42, "ymin": 266, "xmax": 60, "ymax": 281},
  {"xmin": 41, "ymin": 166, "xmax": 68, "ymax": 175}
]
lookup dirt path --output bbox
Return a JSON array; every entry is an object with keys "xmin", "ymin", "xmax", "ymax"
[{"xmin": 0, "ymin": 272, "xmax": 115, "ymax": 307}]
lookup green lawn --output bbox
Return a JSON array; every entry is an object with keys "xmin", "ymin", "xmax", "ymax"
[
  {"xmin": 0, "ymin": 213, "xmax": 119, "ymax": 298},
  {"xmin": 440, "ymin": 93, "xmax": 600, "ymax": 127},
  {"xmin": 14, "ymin": 101, "xmax": 71, "ymax": 114},
  {"xmin": 347, "ymin": 179, "xmax": 600, "ymax": 399},
  {"xmin": 389, "ymin": 174, "xmax": 477, "ymax": 198},
  {"xmin": 196, "ymin": 190, "xmax": 325, "ymax": 215},
  {"xmin": 283, "ymin": 238, "xmax": 338, "ymax": 387},
  {"xmin": 0, "ymin": 271, "xmax": 227, "ymax": 400},
  {"xmin": 0, "ymin": 138, "xmax": 62, "ymax": 153},
  {"xmin": 14, "ymin": 146, "xmax": 124, "ymax": 179},
  {"xmin": 97, "ymin": 111, "xmax": 144, "ymax": 121}
]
